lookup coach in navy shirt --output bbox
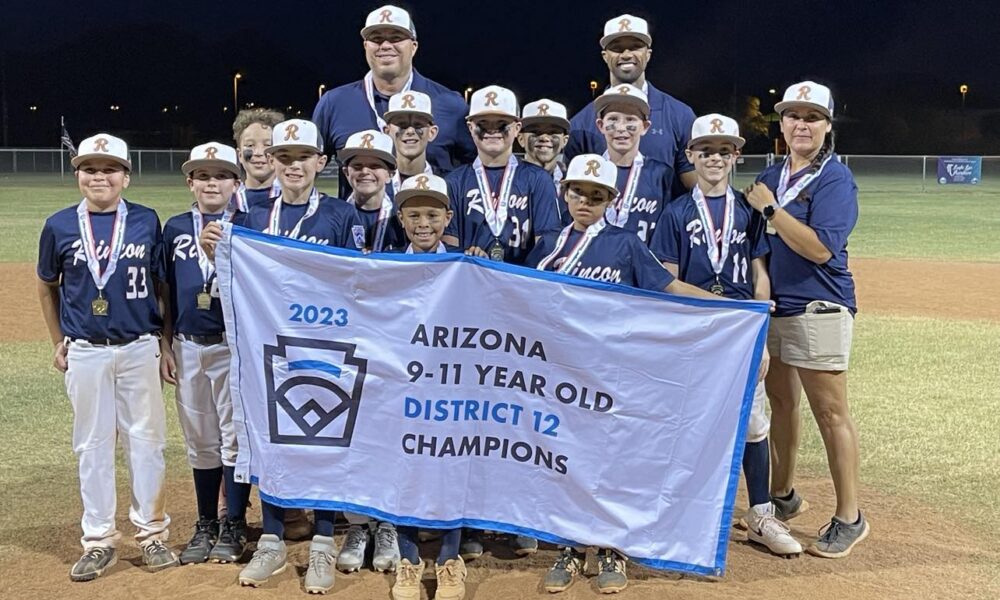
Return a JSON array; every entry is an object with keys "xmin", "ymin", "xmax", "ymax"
[
  {"xmin": 312, "ymin": 4, "xmax": 475, "ymax": 196},
  {"xmin": 564, "ymin": 14, "xmax": 696, "ymax": 197}
]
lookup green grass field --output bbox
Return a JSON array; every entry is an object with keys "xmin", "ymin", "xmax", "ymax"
[{"xmin": 0, "ymin": 173, "xmax": 998, "ymax": 548}]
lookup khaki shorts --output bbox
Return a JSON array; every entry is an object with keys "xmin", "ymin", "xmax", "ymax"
[
  {"xmin": 767, "ymin": 301, "xmax": 854, "ymax": 371},
  {"xmin": 747, "ymin": 381, "xmax": 770, "ymax": 443}
]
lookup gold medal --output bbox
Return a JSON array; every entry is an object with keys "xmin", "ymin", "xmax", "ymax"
[
  {"xmin": 196, "ymin": 291, "xmax": 212, "ymax": 310},
  {"xmin": 488, "ymin": 239, "xmax": 506, "ymax": 262},
  {"xmin": 92, "ymin": 296, "xmax": 109, "ymax": 316},
  {"xmin": 710, "ymin": 283, "xmax": 725, "ymax": 296}
]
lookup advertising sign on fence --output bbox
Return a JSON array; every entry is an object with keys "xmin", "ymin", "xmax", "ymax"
[{"xmin": 937, "ymin": 156, "xmax": 982, "ymax": 184}]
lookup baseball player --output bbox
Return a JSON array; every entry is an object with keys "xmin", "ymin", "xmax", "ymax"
[
  {"xmin": 745, "ymin": 81, "xmax": 866, "ymax": 558},
  {"xmin": 442, "ymin": 85, "xmax": 562, "ymax": 267},
  {"xmin": 388, "ymin": 174, "xmax": 466, "ymax": 600},
  {"xmin": 383, "ymin": 90, "xmax": 439, "ymax": 195},
  {"xmin": 564, "ymin": 14, "xmax": 697, "ymax": 197},
  {"xmin": 232, "ymin": 108, "xmax": 284, "ymax": 211},
  {"xmin": 200, "ymin": 119, "xmax": 362, "ymax": 592},
  {"xmin": 36, "ymin": 133, "xmax": 177, "ymax": 581},
  {"xmin": 313, "ymin": 4, "xmax": 475, "ymax": 196},
  {"xmin": 159, "ymin": 143, "xmax": 255, "ymax": 566},
  {"xmin": 517, "ymin": 99, "xmax": 570, "ymax": 202},
  {"xmin": 528, "ymin": 154, "xmax": 716, "ymax": 594},
  {"xmin": 649, "ymin": 114, "xmax": 801, "ymax": 557},
  {"xmin": 593, "ymin": 84, "xmax": 673, "ymax": 245},
  {"xmin": 339, "ymin": 129, "xmax": 407, "ymax": 254}
]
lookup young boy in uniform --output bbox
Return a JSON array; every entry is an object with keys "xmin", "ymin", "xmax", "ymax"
[
  {"xmin": 200, "ymin": 119, "xmax": 363, "ymax": 593},
  {"xmin": 388, "ymin": 173, "xmax": 467, "ymax": 600},
  {"xmin": 232, "ymin": 108, "xmax": 285, "ymax": 211},
  {"xmin": 383, "ymin": 90, "xmax": 439, "ymax": 194},
  {"xmin": 339, "ymin": 129, "xmax": 406, "ymax": 253},
  {"xmin": 518, "ymin": 99, "xmax": 570, "ymax": 198},
  {"xmin": 37, "ymin": 133, "xmax": 177, "ymax": 581},
  {"xmin": 650, "ymin": 115, "xmax": 801, "ymax": 558},
  {"xmin": 160, "ymin": 142, "xmax": 254, "ymax": 566},
  {"xmin": 442, "ymin": 85, "xmax": 561, "ymax": 266},
  {"xmin": 594, "ymin": 84, "xmax": 673, "ymax": 245},
  {"xmin": 529, "ymin": 154, "xmax": 717, "ymax": 594}
]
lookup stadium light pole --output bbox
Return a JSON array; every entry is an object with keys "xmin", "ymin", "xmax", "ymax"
[
  {"xmin": 464, "ymin": 87, "xmax": 473, "ymax": 103},
  {"xmin": 318, "ymin": 84, "xmax": 326, "ymax": 100},
  {"xmin": 959, "ymin": 84, "xmax": 968, "ymax": 109},
  {"xmin": 590, "ymin": 80, "xmax": 599, "ymax": 98},
  {"xmin": 233, "ymin": 73, "xmax": 243, "ymax": 113}
]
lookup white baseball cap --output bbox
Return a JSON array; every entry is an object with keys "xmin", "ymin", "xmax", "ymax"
[
  {"xmin": 394, "ymin": 173, "xmax": 450, "ymax": 209},
  {"xmin": 601, "ymin": 14, "xmax": 651, "ymax": 48},
  {"xmin": 71, "ymin": 133, "xmax": 132, "ymax": 170},
  {"xmin": 521, "ymin": 99, "xmax": 570, "ymax": 133},
  {"xmin": 561, "ymin": 154, "xmax": 619, "ymax": 198},
  {"xmin": 181, "ymin": 142, "xmax": 241, "ymax": 177},
  {"xmin": 361, "ymin": 4, "xmax": 416, "ymax": 40},
  {"xmin": 337, "ymin": 129, "xmax": 397, "ymax": 168},
  {"xmin": 383, "ymin": 91, "xmax": 434, "ymax": 124},
  {"xmin": 774, "ymin": 81, "xmax": 835, "ymax": 119},
  {"xmin": 268, "ymin": 119, "xmax": 324, "ymax": 154},
  {"xmin": 467, "ymin": 85, "xmax": 519, "ymax": 120},
  {"xmin": 594, "ymin": 84, "xmax": 650, "ymax": 119},
  {"xmin": 688, "ymin": 114, "xmax": 745, "ymax": 149}
]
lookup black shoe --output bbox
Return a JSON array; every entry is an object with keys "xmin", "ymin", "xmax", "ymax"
[
  {"xmin": 70, "ymin": 546, "xmax": 117, "ymax": 582},
  {"xmin": 209, "ymin": 517, "xmax": 248, "ymax": 563},
  {"xmin": 180, "ymin": 519, "xmax": 219, "ymax": 565},
  {"xmin": 544, "ymin": 547, "xmax": 586, "ymax": 593},
  {"xmin": 459, "ymin": 528, "xmax": 484, "ymax": 561},
  {"xmin": 510, "ymin": 534, "xmax": 538, "ymax": 556}
]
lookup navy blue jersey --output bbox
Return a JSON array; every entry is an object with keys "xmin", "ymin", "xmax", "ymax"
[
  {"xmin": 355, "ymin": 201, "xmax": 407, "ymax": 251},
  {"xmin": 566, "ymin": 83, "xmax": 695, "ymax": 198},
  {"xmin": 163, "ymin": 211, "xmax": 247, "ymax": 335},
  {"xmin": 37, "ymin": 200, "xmax": 165, "ymax": 340},
  {"xmin": 245, "ymin": 194, "xmax": 364, "ymax": 249},
  {"xmin": 756, "ymin": 155, "xmax": 858, "ymax": 316},
  {"xmin": 650, "ymin": 190, "xmax": 768, "ymax": 300},
  {"xmin": 445, "ymin": 160, "xmax": 562, "ymax": 265},
  {"xmin": 527, "ymin": 224, "xmax": 675, "ymax": 290},
  {"xmin": 245, "ymin": 186, "xmax": 276, "ymax": 209},
  {"xmin": 607, "ymin": 157, "xmax": 673, "ymax": 244},
  {"xmin": 312, "ymin": 69, "xmax": 476, "ymax": 195}
]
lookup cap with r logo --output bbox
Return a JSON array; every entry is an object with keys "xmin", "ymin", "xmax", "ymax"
[
  {"xmin": 601, "ymin": 14, "xmax": 652, "ymax": 48},
  {"xmin": 384, "ymin": 90, "xmax": 434, "ymax": 124},
  {"xmin": 687, "ymin": 114, "xmax": 745, "ymax": 149},
  {"xmin": 71, "ymin": 133, "xmax": 132, "ymax": 170},
  {"xmin": 521, "ymin": 98, "xmax": 570, "ymax": 133},
  {"xmin": 561, "ymin": 154, "xmax": 619, "ymax": 197},
  {"xmin": 774, "ymin": 80, "xmax": 835, "ymax": 119},
  {"xmin": 182, "ymin": 142, "xmax": 241, "ymax": 176}
]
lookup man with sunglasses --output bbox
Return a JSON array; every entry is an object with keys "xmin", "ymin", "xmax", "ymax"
[
  {"xmin": 564, "ymin": 14, "xmax": 697, "ymax": 198},
  {"xmin": 312, "ymin": 5, "xmax": 475, "ymax": 196},
  {"xmin": 442, "ymin": 85, "xmax": 561, "ymax": 266}
]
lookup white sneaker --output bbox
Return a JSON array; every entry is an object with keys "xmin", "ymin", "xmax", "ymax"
[
  {"xmin": 239, "ymin": 534, "xmax": 288, "ymax": 586},
  {"xmin": 372, "ymin": 522, "xmax": 401, "ymax": 572},
  {"xmin": 336, "ymin": 525, "xmax": 368, "ymax": 572},
  {"xmin": 746, "ymin": 503, "xmax": 803, "ymax": 556},
  {"xmin": 305, "ymin": 535, "xmax": 337, "ymax": 594}
]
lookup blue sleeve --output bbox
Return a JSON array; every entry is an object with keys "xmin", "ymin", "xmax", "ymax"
[
  {"xmin": 674, "ymin": 105, "xmax": 696, "ymax": 175},
  {"xmin": 648, "ymin": 205, "xmax": 680, "ymax": 263},
  {"xmin": 564, "ymin": 128, "xmax": 603, "ymax": 163},
  {"xmin": 558, "ymin": 191, "xmax": 572, "ymax": 227},
  {"xmin": 631, "ymin": 237, "xmax": 675, "ymax": 291},
  {"xmin": 450, "ymin": 99, "xmax": 477, "ymax": 166},
  {"xmin": 161, "ymin": 222, "xmax": 175, "ymax": 285},
  {"xmin": 151, "ymin": 215, "xmax": 166, "ymax": 282},
  {"xmin": 808, "ymin": 169, "xmax": 859, "ymax": 256},
  {"xmin": 444, "ymin": 173, "xmax": 463, "ymax": 241},
  {"xmin": 37, "ymin": 220, "xmax": 60, "ymax": 282},
  {"xmin": 749, "ymin": 210, "xmax": 769, "ymax": 259},
  {"xmin": 312, "ymin": 95, "xmax": 334, "ymax": 159},
  {"xmin": 530, "ymin": 173, "xmax": 561, "ymax": 237}
]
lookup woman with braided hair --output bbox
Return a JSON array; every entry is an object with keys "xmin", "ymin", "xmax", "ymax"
[{"xmin": 744, "ymin": 81, "xmax": 867, "ymax": 559}]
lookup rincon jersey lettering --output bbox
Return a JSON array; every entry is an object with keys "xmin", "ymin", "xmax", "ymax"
[
  {"xmin": 650, "ymin": 189, "xmax": 768, "ymax": 300},
  {"xmin": 37, "ymin": 200, "xmax": 165, "ymax": 340},
  {"xmin": 607, "ymin": 156, "xmax": 673, "ymax": 245},
  {"xmin": 245, "ymin": 193, "xmax": 364, "ymax": 249},
  {"xmin": 527, "ymin": 223, "xmax": 675, "ymax": 290},
  {"xmin": 445, "ymin": 160, "xmax": 561, "ymax": 265}
]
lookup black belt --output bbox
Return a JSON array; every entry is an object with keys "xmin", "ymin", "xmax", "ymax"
[
  {"xmin": 74, "ymin": 335, "xmax": 140, "ymax": 346},
  {"xmin": 177, "ymin": 333, "xmax": 225, "ymax": 345}
]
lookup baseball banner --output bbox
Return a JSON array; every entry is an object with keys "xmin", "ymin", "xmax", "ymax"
[
  {"xmin": 216, "ymin": 224, "xmax": 769, "ymax": 576},
  {"xmin": 937, "ymin": 156, "xmax": 982, "ymax": 184}
]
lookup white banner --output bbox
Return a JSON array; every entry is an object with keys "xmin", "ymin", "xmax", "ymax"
[{"xmin": 216, "ymin": 224, "xmax": 769, "ymax": 576}]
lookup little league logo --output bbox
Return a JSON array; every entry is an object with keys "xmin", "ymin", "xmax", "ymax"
[{"xmin": 264, "ymin": 336, "xmax": 368, "ymax": 447}]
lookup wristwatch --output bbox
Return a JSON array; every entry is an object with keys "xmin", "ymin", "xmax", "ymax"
[{"xmin": 762, "ymin": 203, "xmax": 778, "ymax": 220}]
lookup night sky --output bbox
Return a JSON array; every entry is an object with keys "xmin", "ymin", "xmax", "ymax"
[{"xmin": 3, "ymin": 0, "xmax": 997, "ymax": 152}]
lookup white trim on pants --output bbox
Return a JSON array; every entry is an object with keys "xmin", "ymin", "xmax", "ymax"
[
  {"xmin": 65, "ymin": 334, "xmax": 170, "ymax": 549},
  {"xmin": 172, "ymin": 337, "xmax": 236, "ymax": 469}
]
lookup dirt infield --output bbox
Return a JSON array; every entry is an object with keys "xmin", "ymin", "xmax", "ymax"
[
  {"xmin": 2, "ymin": 477, "xmax": 997, "ymax": 600},
  {"xmin": 3, "ymin": 258, "xmax": 1000, "ymax": 344}
]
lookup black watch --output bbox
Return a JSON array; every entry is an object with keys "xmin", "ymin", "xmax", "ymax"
[{"xmin": 762, "ymin": 203, "xmax": 778, "ymax": 220}]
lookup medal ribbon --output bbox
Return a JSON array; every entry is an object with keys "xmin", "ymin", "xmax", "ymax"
[
  {"xmin": 602, "ymin": 151, "xmax": 644, "ymax": 227},
  {"xmin": 776, "ymin": 154, "xmax": 833, "ymax": 207},
  {"xmin": 536, "ymin": 219, "xmax": 607, "ymax": 274},
  {"xmin": 473, "ymin": 154, "xmax": 518, "ymax": 238},
  {"xmin": 76, "ymin": 199, "xmax": 128, "ymax": 294},
  {"xmin": 191, "ymin": 205, "xmax": 233, "ymax": 287},
  {"xmin": 391, "ymin": 162, "xmax": 434, "ymax": 196},
  {"xmin": 364, "ymin": 69, "xmax": 414, "ymax": 132},
  {"xmin": 268, "ymin": 188, "xmax": 320, "ymax": 238},
  {"xmin": 690, "ymin": 185, "xmax": 736, "ymax": 277},
  {"xmin": 551, "ymin": 163, "xmax": 564, "ymax": 194},
  {"xmin": 350, "ymin": 193, "xmax": 395, "ymax": 252}
]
